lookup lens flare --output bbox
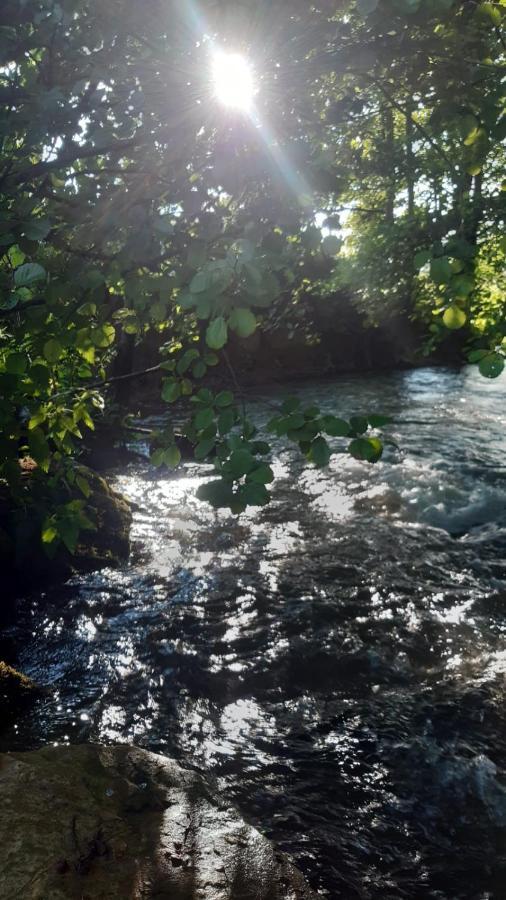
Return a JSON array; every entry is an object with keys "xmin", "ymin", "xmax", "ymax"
[{"xmin": 212, "ymin": 52, "xmax": 255, "ymax": 110}]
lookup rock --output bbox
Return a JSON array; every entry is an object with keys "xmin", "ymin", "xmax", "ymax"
[
  {"xmin": 1, "ymin": 465, "xmax": 132, "ymax": 599},
  {"xmin": 72, "ymin": 467, "xmax": 132, "ymax": 570},
  {"xmin": 0, "ymin": 661, "xmax": 41, "ymax": 721},
  {"xmin": 0, "ymin": 744, "xmax": 317, "ymax": 900}
]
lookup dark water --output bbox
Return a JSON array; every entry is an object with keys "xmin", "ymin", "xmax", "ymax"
[{"xmin": 3, "ymin": 366, "xmax": 506, "ymax": 898}]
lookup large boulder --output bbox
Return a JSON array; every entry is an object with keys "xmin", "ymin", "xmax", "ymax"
[{"xmin": 0, "ymin": 744, "xmax": 317, "ymax": 900}]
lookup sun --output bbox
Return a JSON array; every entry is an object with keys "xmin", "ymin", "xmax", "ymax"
[{"xmin": 211, "ymin": 51, "xmax": 255, "ymax": 110}]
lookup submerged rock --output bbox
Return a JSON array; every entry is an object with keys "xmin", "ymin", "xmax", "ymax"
[{"xmin": 0, "ymin": 743, "xmax": 316, "ymax": 899}]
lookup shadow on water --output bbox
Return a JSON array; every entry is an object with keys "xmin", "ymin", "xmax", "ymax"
[{"xmin": 2, "ymin": 367, "xmax": 506, "ymax": 898}]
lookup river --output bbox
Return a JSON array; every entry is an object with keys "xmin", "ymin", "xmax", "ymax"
[{"xmin": 2, "ymin": 366, "xmax": 506, "ymax": 898}]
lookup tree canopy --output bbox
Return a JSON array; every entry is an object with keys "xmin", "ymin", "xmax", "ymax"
[{"xmin": 0, "ymin": 0, "xmax": 504, "ymax": 553}]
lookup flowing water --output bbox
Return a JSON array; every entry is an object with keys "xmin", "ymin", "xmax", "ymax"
[{"xmin": 3, "ymin": 366, "xmax": 506, "ymax": 898}]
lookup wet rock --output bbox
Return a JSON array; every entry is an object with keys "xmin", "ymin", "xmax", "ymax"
[
  {"xmin": 0, "ymin": 661, "xmax": 41, "ymax": 721},
  {"xmin": 0, "ymin": 743, "xmax": 317, "ymax": 900}
]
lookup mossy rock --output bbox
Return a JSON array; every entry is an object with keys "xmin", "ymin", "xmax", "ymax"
[
  {"xmin": 0, "ymin": 661, "xmax": 41, "ymax": 721},
  {"xmin": 1, "ymin": 466, "xmax": 132, "ymax": 598}
]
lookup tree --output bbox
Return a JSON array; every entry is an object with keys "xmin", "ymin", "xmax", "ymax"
[{"xmin": 0, "ymin": 0, "xmax": 504, "ymax": 553}]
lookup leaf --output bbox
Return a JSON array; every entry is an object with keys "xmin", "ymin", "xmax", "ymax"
[
  {"xmin": 194, "ymin": 438, "xmax": 216, "ymax": 460},
  {"xmin": 229, "ymin": 307, "xmax": 257, "ymax": 338},
  {"xmin": 58, "ymin": 519, "xmax": 80, "ymax": 554},
  {"xmin": 349, "ymin": 415, "xmax": 369, "ymax": 435},
  {"xmin": 76, "ymin": 474, "xmax": 92, "ymax": 498},
  {"xmin": 452, "ymin": 275, "xmax": 474, "ymax": 298},
  {"xmin": 281, "ymin": 397, "xmax": 300, "ymax": 414},
  {"xmin": 349, "ymin": 437, "xmax": 383, "ymax": 462},
  {"xmin": 14, "ymin": 263, "xmax": 46, "ymax": 287},
  {"xmin": 430, "ymin": 257, "xmax": 453, "ymax": 284},
  {"xmin": 162, "ymin": 380, "xmax": 181, "ymax": 403},
  {"xmin": 443, "ymin": 305, "xmax": 467, "ymax": 330},
  {"xmin": 5, "ymin": 352, "xmax": 27, "ymax": 374},
  {"xmin": 467, "ymin": 349, "xmax": 489, "ymax": 363},
  {"xmin": 414, "ymin": 250, "xmax": 431, "ymax": 269},
  {"xmin": 368, "ymin": 414, "xmax": 392, "ymax": 428},
  {"xmin": 322, "ymin": 234, "xmax": 341, "ymax": 256},
  {"xmin": 246, "ymin": 463, "xmax": 274, "ymax": 484},
  {"xmin": 478, "ymin": 353, "xmax": 504, "ymax": 379},
  {"xmin": 194, "ymin": 407, "xmax": 214, "ymax": 430},
  {"xmin": 190, "ymin": 270, "xmax": 209, "ymax": 293},
  {"xmin": 197, "ymin": 479, "xmax": 235, "ymax": 508},
  {"xmin": 151, "ymin": 448, "xmax": 165, "ymax": 467},
  {"xmin": 357, "ymin": 0, "xmax": 379, "ymax": 12},
  {"xmin": 192, "ymin": 360, "xmax": 207, "ymax": 378},
  {"xmin": 218, "ymin": 408, "xmax": 236, "ymax": 435},
  {"xmin": 43, "ymin": 338, "xmax": 63, "ymax": 363},
  {"xmin": 164, "ymin": 445, "xmax": 181, "ymax": 467},
  {"xmin": 41, "ymin": 524, "xmax": 58, "ymax": 544},
  {"xmin": 240, "ymin": 481, "xmax": 270, "ymax": 506},
  {"xmin": 206, "ymin": 317, "xmax": 228, "ymax": 350},
  {"xmin": 308, "ymin": 436, "xmax": 331, "ymax": 467},
  {"xmin": 321, "ymin": 415, "xmax": 350, "ymax": 436},
  {"xmin": 215, "ymin": 390, "xmax": 234, "ymax": 407},
  {"xmin": 91, "ymin": 324, "xmax": 115, "ymax": 347},
  {"xmin": 228, "ymin": 449, "xmax": 256, "ymax": 477},
  {"xmin": 23, "ymin": 218, "xmax": 51, "ymax": 241}
]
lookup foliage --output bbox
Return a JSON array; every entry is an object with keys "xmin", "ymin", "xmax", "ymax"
[{"xmin": 0, "ymin": 0, "xmax": 504, "ymax": 548}]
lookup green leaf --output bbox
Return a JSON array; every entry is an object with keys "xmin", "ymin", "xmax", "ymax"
[
  {"xmin": 240, "ymin": 481, "xmax": 270, "ymax": 507},
  {"xmin": 215, "ymin": 390, "xmax": 234, "ymax": 407},
  {"xmin": 23, "ymin": 218, "xmax": 51, "ymax": 241},
  {"xmin": 228, "ymin": 449, "xmax": 256, "ymax": 477},
  {"xmin": 349, "ymin": 415, "xmax": 368, "ymax": 435},
  {"xmin": 452, "ymin": 275, "xmax": 474, "ymax": 298},
  {"xmin": 229, "ymin": 307, "xmax": 257, "ymax": 338},
  {"xmin": 206, "ymin": 317, "xmax": 228, "ymax": 350},
  {"xmin": 321, "ymin": 415, "xmax": 350, "ymax": 436},
  {"xmin": 281, "ymin": 397, "xmax": 300, "ymax": 414},
  {"xmin": 357, "ymin": 0, "xmax": 379, "ymax": 12},
  {"xmin": 162, "ymin": 380, "xmax": 181, "ymax": 403},
  {"xmin": 164, "ymin": 445, "xmax": 181, "ymax": 467},
  {"xmin": 478, "ymin": 353, "xmax": 504, "ymax": 379},
  {"xmin": 14, "ymin": 263, "xmax": 46, "ymax": 287},
  {"xmin": 194, "ymin": 407, "xmax": 214, "ymax": 430},
  {"xmin": 322, "ymin": 234, "xmax": 341, "ymax": 256},
  {"xmin": 43, "ymin": 338, "xmax": 63, "ymax": 363},
  {"xmin": 349, "ymin": 437, "xmax": 383, "ymax": 462},
  {"xmin": 190, "ymin": 270, "xmax": 209, "ymax": 293},
  {"xmin": 58, "ymin": 519, "xmax": 80, "ymax": 554},
  {"xmin": 430, "ymin": 257, "xmax": 453, "ymax": 284},
  {"xmin": 443, "ymin": 305, "xmax": 467, "ymax": 330},
  {"xmin": 192, "ymin": 360, "xmax": 207, "ymax": 378},
  {"xmin": 76, "ymin": 474, "xmax": 92, "ymax": 498},
  {"xmin": 5, "ymin": 352, "xmax": 27, "ymax": 374},
  {"xmin": 414, "ymin": 249, "xmax": 431, "ymax": 269},
  {"xmin": 197, "ymin": 479, "xmax": 235, "ymax": 508},
  {"xmin": 246, "ymin": 463, "xmax": 274, "ymax": 484},
  {"xmin": 151, "ymin": 448, "xmax": 165, "ymax": 467},
  {"xmin": 368, "ymin": 414, "xmax": 391, "ymax": 428},
  {"xmin": 468, "ymin": 349, "xmax": 489, "ymax": 363},
  {"xmin": 41, "ymin": 524, "xmax": 58, "ymax": 544},
  {"xmin": 308, "ymin": 436, "xmax": 331, "ymax": 467},
  {"xmin": 218, "ymin": 408, "xmax": 236, "ymax": 435},
  {"xmin": 194, "ymin": 438, "xmax": 216, "ymax": 460},
  {"xmin": 91, "ymin": 324, "xmax": 115, "ymax": 347}
]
